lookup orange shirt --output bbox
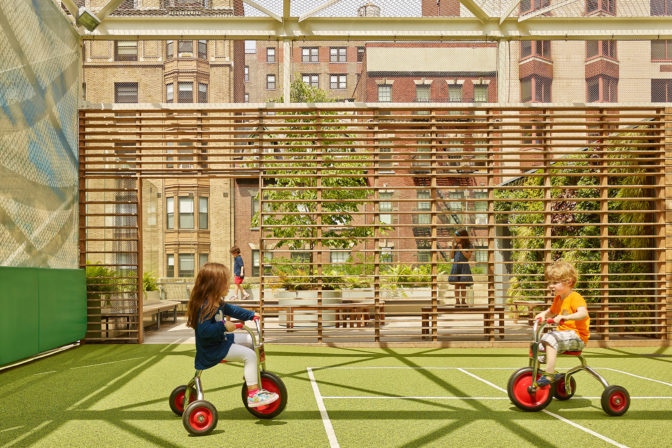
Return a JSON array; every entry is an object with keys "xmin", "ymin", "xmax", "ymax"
[{"xmin": 549, "ymin": 291, "xmax": 590, "ymax": 344}]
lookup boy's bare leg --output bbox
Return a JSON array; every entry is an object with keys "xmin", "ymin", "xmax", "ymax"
[{"xmin": 542, "ymin": 342, "xmax": 558, "ymax": 373}]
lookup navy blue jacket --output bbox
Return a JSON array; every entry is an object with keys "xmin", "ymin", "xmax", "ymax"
[{"xmin": 194, "ymin": 303, "xmax": 255, "ymax": 370}]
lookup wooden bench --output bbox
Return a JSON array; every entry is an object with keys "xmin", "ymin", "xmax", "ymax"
[
  {"xmin": 511, "ymin": 300, "xmax": 547, "ymax": 325},
  {"xmin": 143, "ymin": 299, "xmax": 180, "ymax": 330},
  {"xmin": 421, "ymin": 305, "xmax": 506, "ymax": 340}
]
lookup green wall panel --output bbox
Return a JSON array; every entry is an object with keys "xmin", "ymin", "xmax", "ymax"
[
  {"xmin": 38, "ymin": 269, "xmax": 86, "ymax": 353},
  {"xmin": 0, "ymin": 267, "xmax": 86, "ymax": 366},
  {"xmin": 0, "ymin": 268, "xmax": 39, "ymax": 366}
]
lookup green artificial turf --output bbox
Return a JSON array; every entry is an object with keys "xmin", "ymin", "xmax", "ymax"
[{"xmin": 0, "ymin": 345, "xmax": 671, "ymax": 447}]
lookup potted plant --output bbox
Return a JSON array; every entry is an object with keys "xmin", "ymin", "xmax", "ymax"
[{"xmin": 143, "ymin": 271, "xmax": 160, "ymax": 302}]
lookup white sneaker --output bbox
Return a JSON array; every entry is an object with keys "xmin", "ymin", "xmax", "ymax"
[{"xmin": 247, "ymin": 389, "xmax": 279, "ymax": 408}]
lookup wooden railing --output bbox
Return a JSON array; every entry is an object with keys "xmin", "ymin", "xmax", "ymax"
[{"xmin": 79, "ymin": 105, "xmax": 671, "ymax": 344}]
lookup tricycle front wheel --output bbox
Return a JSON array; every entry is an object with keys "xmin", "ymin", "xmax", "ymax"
[
  {"xmin": 507, "ymin": 367, "xmax": 553, "ymax": 412},
  {"xmin": 241, "ymin": 371, "xmax": 288, "ymax": 419}
]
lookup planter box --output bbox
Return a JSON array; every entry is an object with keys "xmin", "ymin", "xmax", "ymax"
[{"xmin": 276, "ymin": 290, "xmax": 342, "ymax": 327}]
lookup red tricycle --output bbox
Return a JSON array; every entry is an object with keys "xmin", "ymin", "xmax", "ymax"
[
  {"xmin": 169, "ymin": 318, "xmax": 287, "ymax": 435},
  {"xmin": 507, "ymin": 318, "xmax": 630, "ymax": 416}
]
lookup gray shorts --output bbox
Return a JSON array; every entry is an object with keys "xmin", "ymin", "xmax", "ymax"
[{"xmin": 541, "ymin": 330, "xmax": 585, "ymax": 352}]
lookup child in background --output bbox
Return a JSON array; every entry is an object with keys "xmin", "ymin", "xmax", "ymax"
[
  {"xmin": 534, "ymin": 259, "xmax": 590, "ymax": 387},
  {"xmin": 229, "ymin": 245, "xmax": 250, "ymax": 300},
  {"xmin": 448, "ymin": 229, "xmax": 473, "ymax": 306},
  {"xmin": 186, "ymin": 262, "xmax": 278, "ymax": 408}
]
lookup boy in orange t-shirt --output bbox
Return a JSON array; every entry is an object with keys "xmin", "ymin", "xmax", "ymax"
[{"xmin": 534, "ymin": 260, "xmax": 590, "ymax": 387}]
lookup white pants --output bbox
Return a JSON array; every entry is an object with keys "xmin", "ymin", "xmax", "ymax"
[{"xmin": 223, "ymin": 333, "xmax": 258, "ymax": 386}]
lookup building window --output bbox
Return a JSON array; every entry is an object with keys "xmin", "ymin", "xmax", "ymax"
[
  {"xmin": 587, "ymin": 76, "xmax": 618, "ymax": 102},
  {"xmin": 652, "ymin": 79, "xmax": 672, "ymax": 102},
  {"xmin": 198, "ymin": 40, "xmax": 207, "ymax": 59},
  {"xmin": 178, "ymin": 82, "xmax": 193, "ymax": 103},
  {"xmin": 198, "ymin": 196, "xmax": 208, "ymax": 229},
  {"xmin": 652, "ymin": 40, "xmax": 672, "ymax": 60},
  {"xmin": 252, "ymin": 250, "xmax": 272, "ymax": 276},
  {"xmin": 302, "ymin": 74, "xmax": 319, "ymax": 87},
  {"xmin": 266, "ymin": 47, "xmax": 276, "ymax": 63},
  {"xmin": 82, "ymin": 82, "xmax": 86, "ymax": 101},
  {"xmin": 381, "ymin": 248, "xmax": 393, "ymax": 264},
  {"xmin": 379, "ymin": 140, "xmax": 393, "ymax": 173},
  {"xmin": 379, "ymin": 192, "xmax": 393, "ymax": 225},
  {"xmin": 652, "ymin": 0, "xmax": 672, "ymax": 15},
  {"xmin": 330, "ymin": 251, "xmax": 350, "ymax": 264},
  {"xmin": 178, "ymin": 254, "xmax": 195, "ymax": 278},
  {"xmin": 166, "ymin": 83, "xmax": 174, "ymax": 102},
  {"xmin": 302, "ymin": 47, "xmax": 319, "ymax": 62},
  {"xmin": 178, "ymin": 40, "xmax": 193, "ymax": 54},
  {"xmin": 586, "ymin": 40, "xmax": 617, "ymax": 59},
  {"xmin": 178, "ymin": 196, "xmax": 194, "ymax": 229},
  {"xmin": 167, "ymin": 254, "xmax": 175, "ymax": 277},
  {"xmin": 245, "ymin": 40, "xmax": 256, "ymax": 53},
  {"xmin": 473, "ymin": 85, "xmax": 488, "ymax": 102},
  {"xmin": 357, "ymin": 47, "xmax": 365, "ymax": 62},
  {"xmin": 166, "ymin": 197, "xmax": 174, "ymax": 229},
  {"xmin": 521, "ymin": 76, "xmax": 551, "ymax": 102},
  {"xmin": 378, "ymin": 85, "xmax": 392, "ymax": 102},
  {"xmin": 266, "ymin": 74, "xmax": 276, "ymax": 90},
  {"xmin": 198, "ymin": 83, "xmax": 208, "ymax": 103},
  {"xmin": 199, "ymin": 253, "xmax": 209, "ymax": 269},
  {"xmin": 330, "ymin": 74, "xmax": 346, "ymax": 89},
  {"xmin": 244, "ymin": 93, "xmax": 249, "ymax": 103},
  {"xmin": 115, "ymin": 41, "xmax": 137, "ymax": 61},
  {"xmin": 291, "ymin": 252, "xmax": 311, "ymax": 264},
  {"xmin": 586, "ymin": 0, "xmax": 616, "ymax": 15},
  {"xmin": 520, "ymin": 0, "xmax": 550, "ymax": 14},
  {"xmin": 415, "ymin": 85, "xmax": 430, "ymax": 102},
  {"xmin": 114, "ymin": 83, "xmax": 138, "ymax": 103},
  {"xmin": 244, "ymin": 66, "xmax": 249, "ymax": 82},
  {"xmin": 166, "ymin": 40, "xmax": 174, "ymax": 59},
  {"xmin": 448, "ymin": 84, "xmax": 462, "ymax": 102},
  {"xmin": 521, "ymin": 40, "xmax": 551, "ymax": 59},
  {"xmin": 330, "ymin": 47, "xmax": 347, "ymax": 62},
  {"xmin": 473, "ymin": 246, "xmax": 488, "ymax": 263},
  {"xmin": 417, "ymin": 190, "xmax": 431, "ymax": 225},
  {"xmin": 417, "ymin": 250, "xmax": 431, "ymax": 263}
]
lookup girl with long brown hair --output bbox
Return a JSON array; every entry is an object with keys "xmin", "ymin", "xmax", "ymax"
[{"xmin": 186, "ymin": 262, "xmax": 278, "ymax": 408}]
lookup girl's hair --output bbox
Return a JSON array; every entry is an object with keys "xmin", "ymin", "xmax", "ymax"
[
  {"xmin": 455, "ymin": 228, "xmax": 472, "ymax": 248},
  {"xmin": 230, "ymin": 245, "xmax": 240, "ymax": 255},
  {"xmin": 186, "ymin": 262, "xmax": 230, "ymax": 329},
  {"xmin": 545, "ymin": 259, "xmax": 578, "ymax": 287}
]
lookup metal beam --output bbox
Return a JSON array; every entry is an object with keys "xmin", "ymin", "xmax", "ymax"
[
  {"xmin": 97, "ymin": 0, "xmax": 128, "ymax": 21},
  {"xmin": 500, "ymin": 0, "xmax": 522, "ymax": 25},
  {"xmin": 299, "ymin": 0, "xmax": 344, "ymax": 22},
  {"xmin": 458, "ymin": 0, "xmax": 491, "ymax": 23},
  {"xmin": 82, "ymin": 16, "xmax": 672, "ymax": 41},
  {"xmin": 519, "ymin": 0, "xmax": 580, "ymax": 22},
  {"xmin": 243, "ymin": 0, "xmax": 282, "ymax": 22}
]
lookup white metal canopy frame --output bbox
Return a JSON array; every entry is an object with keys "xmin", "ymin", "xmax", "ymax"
[{"xmin": 56, "ymin": 0, "xmax": 672, "ymax": 41}]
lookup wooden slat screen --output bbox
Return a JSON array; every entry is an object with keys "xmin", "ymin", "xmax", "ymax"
[{"xmin": 79, "ymin": 106, "xmax": 671, "ymax": 344}]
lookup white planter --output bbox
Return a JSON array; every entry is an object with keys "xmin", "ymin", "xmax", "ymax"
[{"xmin": 277, "ymin": 290, "xmax": 342, "ymax": 327}]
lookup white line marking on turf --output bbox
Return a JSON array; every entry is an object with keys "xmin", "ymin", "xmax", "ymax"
[
  {"xmin": 312, "ymin": 366, "xmax": 518, "ymax": 370},
  {"xmin": 70, "ymin": 356, "xmax": 145, "ymax": 370},
  {"xmin": 307, "ymin": 367, "xmax": 339, "ymax": 448},
  {"xmin": 322, "ymin": 396, "xmax": 511, "ymax": 400},
  {"xmin": 3, "ymin": 421, "xmax": 51, "ymax": 448},
  {"xmin": 458, "ymin": 368, "xmax": 507, "ymax": 393},
  {"xmin": 542, "ymin": 409, "xmax": 630, "ymax": 448},
  {"xmin": 0, "ymin": 426, "xmax": 23, "ymax": 433},
  {"xmin": 32, "ymin": 371, "xmax": 56, "ymax": 376},
  {"xmin": 322, "ymin": 396, "xmax": 672, "ymax": 400},
  {"xmin": 462, "ymin": 369, "xmax": 630, "ymax": 448},
  {"xmin": 598, "ymin": 368, "xmax": 672, "ymax": 387}
]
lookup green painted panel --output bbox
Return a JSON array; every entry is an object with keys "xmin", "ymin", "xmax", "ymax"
[
  {"xmin": 38, "ymin": 268, "xmax": 86, "ymax": 353},
  {"xmin": 0, "ymin": 267, "xmax": 39, "ymax": 365},
  {"xmin": 0, "ymin": 267, "xmax": 86, "ymax": 366}
]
